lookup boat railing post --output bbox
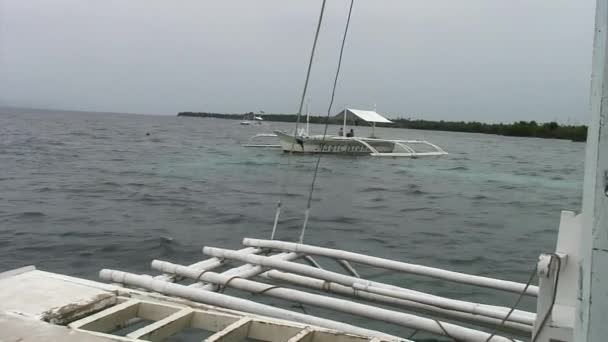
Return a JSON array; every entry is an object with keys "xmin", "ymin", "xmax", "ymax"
[
  {"xmin": 577, "ymin": 0, "xmax": 608, "ymax": 339},
  {"xmin": 350, "ymin": 138, "xmax": 379, "ymax": 155},
  {"xmin": 393, "ymin": 142, "xmax": 417, "ymax": 157},
  {"xmin": 306, "ymin": 98, "xmax": 310, "ymax": 136},
  {"xmin": 343, "ymin": 107, "xmax": 348, "ymax": 135}
]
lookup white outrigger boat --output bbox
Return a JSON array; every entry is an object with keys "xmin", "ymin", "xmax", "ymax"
[
  {"xmin": 2, "ymin": 1, "xmax": 607, "ymax": 341},
  {"xmin": 247, "ymin": 109, "xmax": 448, "ymax": 157}
]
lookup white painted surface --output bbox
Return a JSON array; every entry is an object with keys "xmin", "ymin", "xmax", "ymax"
[
  {"xmin": 576, "ymin": 0, "xmax": 608, "ymax": 341},
  {"xmin": 0, "ymin": 312, "xmax": 122, "ymax": 342},
  {"xmin": 0, "ymin": 269, "xmax": 116, "ymax": 322},
  {"xmin": 335, "ymin": 108, "xmax": 393, "ymax": 123}
]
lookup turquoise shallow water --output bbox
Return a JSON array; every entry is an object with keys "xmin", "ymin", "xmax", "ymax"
[{"xmin": 0, "ymin": 109, "xmax": 584, "ymax": 339}]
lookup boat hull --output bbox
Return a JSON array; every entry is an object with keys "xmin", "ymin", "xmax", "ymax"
[{"xmin": 275, "ymin": 132, "xmax": 395, "ymax": 154}]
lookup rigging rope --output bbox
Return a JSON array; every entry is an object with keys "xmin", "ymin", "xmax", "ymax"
[
  {"xmin": 483, "ymin": 265, "xmax": 537, "ymax": 342},
  {"xmin": 271, "ymin": 0, "xmax": 327, "ymax": 240},
  {"xmin": 299, "ymin": 0, "xmax": 356, "ymax": 243}
]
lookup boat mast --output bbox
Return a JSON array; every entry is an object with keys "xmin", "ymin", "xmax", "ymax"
[
  {"xmin": 343, "ymin": 108, "xmax": 348, "ymax": 135},
  {"xmin": 306, "ymin": 98, "xmax": 310, "ymax": 136},
  {"xmin": 576, "ymin": 0, "xmax": 608, "ymax": 340},
  {"xmin": 372, "ymin": 103, "xmax": 377, "ymax": 138}
]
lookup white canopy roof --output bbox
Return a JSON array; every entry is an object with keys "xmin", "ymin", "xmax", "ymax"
[{"xmin": 334, "ymin": 108, "xmax": 393, "ymax": 124}]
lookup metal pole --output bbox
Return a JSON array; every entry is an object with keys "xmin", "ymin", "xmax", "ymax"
[
  {"xmin": 343, "ymin": 108, "xmax": 347, "ymax": 135},
  {"xmin": 306, "ymin": 98, "xmax": 310, "ymax": 136}
]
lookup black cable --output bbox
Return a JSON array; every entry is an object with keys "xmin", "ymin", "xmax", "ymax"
[{"xmin": 300, "ymin": 0, "xmax": 356, "ymax": 243}]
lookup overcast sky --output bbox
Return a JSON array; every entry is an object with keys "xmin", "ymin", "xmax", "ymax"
[{"xmin": 0, "ymin": 0, "xmax": 596, "ymax": 122}]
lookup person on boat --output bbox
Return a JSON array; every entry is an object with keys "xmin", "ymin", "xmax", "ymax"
[
  {"xmin": 296, "ymin": 137, "xmax": 305, "ymax": 150},
  {"xmin": 346, "ymin": 128, "xmax": 354, "ymax": 137},
  {"xmin": 338, "ymin": 127, "xmax": 344, "ymax": 136}
]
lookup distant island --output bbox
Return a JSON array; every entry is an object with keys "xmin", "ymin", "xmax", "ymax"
[{"xmin": 178, "ymin": 111, "xmax": 587, "ymax": 142}]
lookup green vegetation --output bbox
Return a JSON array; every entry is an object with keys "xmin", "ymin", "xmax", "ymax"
[{"xmin": 178, "ymin": 112, "xmax": 587, "ymax": 142}]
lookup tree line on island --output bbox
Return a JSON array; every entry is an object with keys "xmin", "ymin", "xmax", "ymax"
[{"xmin": 177, "ymin": 111, "xmax": 587, "ymax": 142}]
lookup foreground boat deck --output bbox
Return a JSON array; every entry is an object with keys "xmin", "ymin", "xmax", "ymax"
[
  {"xmin": 0, "ymin": 266, "xmax": 393, "ymax": 342},
  {"xmin": 0, "ymin": 210, "xmax": 582, "ymax": 342}
]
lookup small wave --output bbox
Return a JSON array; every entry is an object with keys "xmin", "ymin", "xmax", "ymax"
[
  {"xmin": 218, "ymin": 214, "xmax": 247, "ymax": 225},
  {"xmin": 70, "ymin": 132, "xmax": 94, "ymax": 137},
  {"xmin": 417, "ymin": 231, "xmax": 445, "ymax": 238},
  {"xmin": 362, "ymin": 204, "xmax": 388, "ymax": 210},
  {"xmin": 328, "ymin": 225, "xmax": 366, "ymax": 233},
  {"xmin": 160, "ymin": 235, "xmax": 174, "ymax": 243},
  {"xmin": 400, "ymin": 207, "xmax": 432, "ymax": 212},
  {"xmin": 363, "ymin": 236, "xmax": 389, "ymax": 244},
  {"xmin": 472, "ymin": 194, "xmax": 489, "ymax": 200},
  {"xmin": 100, "ymin": 244, "xmax": 119, "ymax": 252},
  {"xmin": 440, "ymin": 166, "xmax": 469, "ymax": 171},
  {"xmin": 360, "ymin": 186, "xmax": 388, "ymax": 193},
  {"xmin": 43, "ymin": 140, "xmax": 66, "ymax": 146},
  {"xmin": 324, "ymin": 216, "xmax": 359, "ymax": 225},
  {"xmin": 497, "ymin": 184, "xmax": 517, "ymax": 190},
  {"xmin": 235, "ymin": 160, "xmax": 270, "ymax": 167},
  {"xmin": 16, "ymin": 211, "xmax": 46, "ymax": 218},
  {"xmin": 59, "ymin": 230, "xmax": 129, "ymax": 239},
  {"xmin": 449, "ymin": 255, "xmax": 488, "ymax": 265}
]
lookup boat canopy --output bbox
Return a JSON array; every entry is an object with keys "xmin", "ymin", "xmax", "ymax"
[{"xmin": 334, "ymin": 108, "xmax": 393, "ymax": 124}]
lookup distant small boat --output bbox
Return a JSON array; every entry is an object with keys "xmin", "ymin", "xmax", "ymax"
[{"xmin": 240, "ymin": 113, "xmax": 264, "ymax": 125}]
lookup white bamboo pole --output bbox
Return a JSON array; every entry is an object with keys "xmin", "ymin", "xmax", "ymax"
[
  {"xmin": 351, "ymin": 282, "xmax": 535, "ymax": 325},
  {"xmin": 260, "ymin": 270, "xmax": 532, "ymax": 335},
  {"xmin": 149, "ymin": 261, "xmax": 519, "ymax": 342},
  {"xmin": 303, "ymin": 255, "xmax": 324, "ymax": 269},
  {"xmin": 203, "ymin": 247, "xmax": 536, "ymax": 325},
  {"xmin": 243, "ymin": 239, "xmax": 539, "ymax": 296},
  {"xmin": 99, "ymin": 269, "xmax": 402, "ymax": 341},
  {"xmin": 193, "ymin": 252, "xmax": 299, "ymax": 290},
  {"xmin": 336, "ymin": 259, "xmax": 360, "ymax": 278}
]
